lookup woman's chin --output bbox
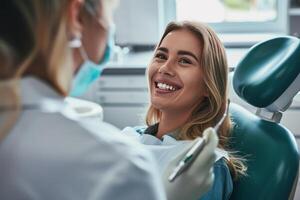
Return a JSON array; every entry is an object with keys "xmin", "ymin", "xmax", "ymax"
[{"xmin": 151, "ymin": 98, "xmax": 166, "ymax": 110}]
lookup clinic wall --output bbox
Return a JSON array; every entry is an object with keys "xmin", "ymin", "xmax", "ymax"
[{"xmin": 114, "ymin": 0, "xmax": 162, "ymax": 46}]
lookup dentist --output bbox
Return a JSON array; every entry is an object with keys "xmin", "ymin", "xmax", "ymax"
[{"xmin": 0, "ymin": 0, "xmax": 217, "ymax": 199}]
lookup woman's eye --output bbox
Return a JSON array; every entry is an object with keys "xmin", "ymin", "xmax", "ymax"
[
  {"xmin": 154, "ymin": 53, "xmax": 167, "ymax": 60},
  {"xmin": 179, "ymin": 58, "xmax": 192, "ymax": 65}
]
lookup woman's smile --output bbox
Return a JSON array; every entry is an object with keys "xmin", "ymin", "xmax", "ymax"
[{"xmin": 153, "ymin": 76, "xmax": 183, "ymax": 96}]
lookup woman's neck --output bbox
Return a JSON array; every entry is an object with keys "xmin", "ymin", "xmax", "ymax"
[{"xmin": 156, "ymin": 111, "xmax": 191, "ymax": 139}]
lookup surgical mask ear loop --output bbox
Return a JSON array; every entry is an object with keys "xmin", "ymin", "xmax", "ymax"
[
  {"xmin": 78, "ymin": 45, "xmax": 89, "ymax": 61},
  {"xmin": 69, "ymin": 36, "xmax": 90, "ymax": 63}
]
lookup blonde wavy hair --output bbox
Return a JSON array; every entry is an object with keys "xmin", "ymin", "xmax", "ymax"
[{"xmin": 146, "ymin": 21, "xmax": 246, "ymax": 179}]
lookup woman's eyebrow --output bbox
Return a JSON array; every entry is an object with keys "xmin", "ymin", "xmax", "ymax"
[
  {"xmin": 157, "ymin": 47, "xmax": 168, "ymax": 53},
  {"xmin": 178, "ymin": 50, "xmax": 199, "ymax": 63}
]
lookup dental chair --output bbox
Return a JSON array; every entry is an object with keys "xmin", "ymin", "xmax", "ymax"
[{"xmin": 228, "ymin": 36, "xmax": 300, "ymax": 200}]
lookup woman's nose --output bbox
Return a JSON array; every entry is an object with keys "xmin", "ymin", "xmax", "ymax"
[{"xmin": 158, "ymin": 60, "xmax": 175, "ymax": 77}]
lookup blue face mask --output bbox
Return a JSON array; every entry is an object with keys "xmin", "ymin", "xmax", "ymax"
[{"xmin": 70, "ymin": 27, "xmax": 115, "ymax": 97}]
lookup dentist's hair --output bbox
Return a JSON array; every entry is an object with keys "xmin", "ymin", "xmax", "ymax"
[
  {"xmin": 0, "ymin": 0, "xmax": 76, "ymax": 142},
  {"xmin": 146, "ymin": 21, "xmax": 246, "ymax": 178},
  {"xmin": 0, "ymin": 0, "xmax": 117, "ymax": 93},
  {"xmin": 0, "ymin": 0, "xmax": 115, "ymax": 141},
  {"xmin": 0, "ymin": 0, "xmax": 75, "ymax": 94}
]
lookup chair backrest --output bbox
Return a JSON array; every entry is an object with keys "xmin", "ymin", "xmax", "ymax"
[
  {"xmin": 229, "ymin": 103, "xmax": 299, "ymax": 200},
  {"xmin": 228, "ymin": 36, "xmax": 300, "ymax": 200}
]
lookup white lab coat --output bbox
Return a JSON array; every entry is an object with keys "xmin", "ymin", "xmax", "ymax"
[{"xmin": 0, "ymin": 77, "xmax": 166, "ymax": 200}]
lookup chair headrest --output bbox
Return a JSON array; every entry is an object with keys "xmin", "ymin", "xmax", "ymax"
[{"xmin": 233, "ymin": 36, "xmax": 300, "ymax": 112}]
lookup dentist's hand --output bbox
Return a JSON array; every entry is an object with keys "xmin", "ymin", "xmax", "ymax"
[{"xmin": 162, "ymin": 127, "xmax": 218, "ymax": 200}]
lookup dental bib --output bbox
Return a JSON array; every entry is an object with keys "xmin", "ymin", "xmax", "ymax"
[{"xmin": 121, "ymin": 127, "xmax": 228, "ymax": 173}]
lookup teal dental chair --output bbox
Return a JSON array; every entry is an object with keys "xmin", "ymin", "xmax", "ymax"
[{"xmin": 228, "ymin": 36, "xmax": 300, "ymax": 200}]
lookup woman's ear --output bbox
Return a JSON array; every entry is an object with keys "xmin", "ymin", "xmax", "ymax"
[{"xmin": 67, "ymin": 0, "xmax": 84, "ymax": 39}]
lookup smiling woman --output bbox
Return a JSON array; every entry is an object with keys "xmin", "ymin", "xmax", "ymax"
[
  {"xmin": 138, "ymin": 21, "xmax": 246, "ymax": 200},
  {"xmin": 148, "ymin": 29, "xmax": 208, "ymax": 138},
  {"xmin": 147, "ymin": 21, "xmax": 229, "ymax": 142}
]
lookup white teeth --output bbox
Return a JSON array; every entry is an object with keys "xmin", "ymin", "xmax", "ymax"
[{"xmin": 157, "ymin": 82, "xmax": 176, "ymax": 91}]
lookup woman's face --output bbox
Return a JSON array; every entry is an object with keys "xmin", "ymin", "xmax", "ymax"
[{"xmin": 148, "ymin": 29, "xmax": 207, "ymax": 114}]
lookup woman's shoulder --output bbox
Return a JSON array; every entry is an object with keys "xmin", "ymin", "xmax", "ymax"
[
  {"xmin": 200, "ymin": 157, "xmax": 233, "ymax": 200},
  {"xmin": 213, "ymin": 157, "xmax": 232, "ymax": 184},
  {"xmin": 214, "ymin": 157, "xmax": 230, "ymax": 168}
]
